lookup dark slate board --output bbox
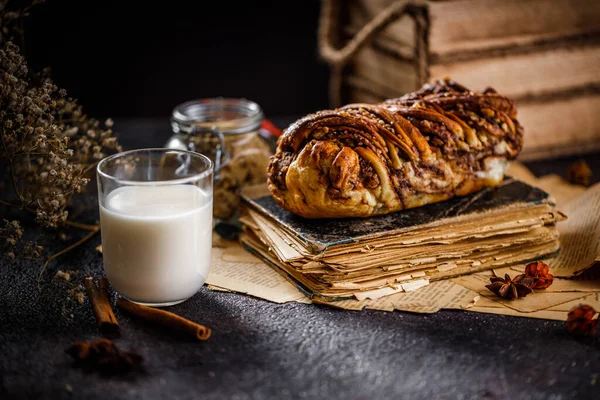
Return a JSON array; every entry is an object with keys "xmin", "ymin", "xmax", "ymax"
[{"xmin": 242, "ymin": 178, "xmax": 553, "ymax": 253}]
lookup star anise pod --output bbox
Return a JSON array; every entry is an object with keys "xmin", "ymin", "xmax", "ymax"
[
  {"xmin": 65, "ymin": 339, "xmax": 143, "ymax": 376},
  {"xmin": 512, "ymin": 274, "xmax": 535, "ymax": 289},
  {"xmin": 566, "ymin": 305, "xmax": 599, "ymax": 337},
  {"xmin": 486, "ymin": 274, "xmax": 532, "ymax": 300}
]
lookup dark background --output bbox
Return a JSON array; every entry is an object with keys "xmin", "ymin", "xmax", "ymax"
[{"xmin": 23, "ymin": 0, "xmax": 330, "ymax": 120}]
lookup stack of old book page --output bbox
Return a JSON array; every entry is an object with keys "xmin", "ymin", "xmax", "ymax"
[
  {"xmin": 241, "ymin": 179, "xmax": 564, "ymax": 301},
  {"xmin": 236, "ymin": 177, "xmax": 564, "ymax": 303},
  {"xmin": 204, "ymin": 162, "xmax": 600, "ymax": 321}
]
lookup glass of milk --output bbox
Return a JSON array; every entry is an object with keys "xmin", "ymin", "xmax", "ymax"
[{"xmin": 97, "ymin": 148, "xmax": 213, "ymax": 307}]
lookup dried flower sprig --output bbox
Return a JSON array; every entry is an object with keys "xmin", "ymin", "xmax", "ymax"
[
  {"xmin": 0, "ymin": 1, "xmax": 121, "ymax": 272},
  {"xmin": 515, "ymin": 261, "xmax": 554, "ymax": 290},
  {"xmin": 566, "ymin": 305, "xmax": 599, "ymax": 337},
  {"xmin": 1, "ymin": 42, "xmax": 121, "ymax": 226},
  {"xmin": 0, "ymin": 0, "xmax": 46, "ymax": 48},
  {"xmin": 0, "ymin": 219, "xmax": 23, "ymax": 258}
]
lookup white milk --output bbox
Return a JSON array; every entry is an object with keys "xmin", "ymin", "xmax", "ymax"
[{"xmin": 99, "ymin": 185, "xmax": 212, "ymax": 305}]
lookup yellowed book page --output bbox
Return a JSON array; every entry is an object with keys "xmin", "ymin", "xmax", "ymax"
[
  {"xmin": 326, "ymin": 226, "xmax": 556, "ymax": 269},
  {"xmin": 452, "ymin": 271, "xmax": 589, "ymax": 312},
  {"xmin": 314, "ymin": 280, "xmax": 478, "ymax": 313},
  {"xmin": 547, "ymin": 293, "xmax": 600, "ymax": 312},
  {"xmin": 504, "ymin": 162, "xmax": 585, "ymax": 208},
  {"xmin": 221, "ymin": 244, "xmax": 263, "ymax": 264},
  {"xmin": 240, "ymin": 232, "xmax": 374, "ymax": 299},
  {"xmin": 551, "ymin": 183, "xmax": 600, "ymax": 277},
  {"xmin": 472, "ymin": 296, "xmax": 504, "ymax": 309},
  {"xmin": 465, "ymin": 293, "xmax": 600, "ymax": 313},
  {"xmin": 320, "ymin": 206, "xmax": 558, "ymax": 259},
  {"xmin": 321, "ymin": 286, "xmax": 597, "ymax": 317},
  {"xmin": 237, "ymin": 215, "xmax": 258, "ymax": 230},
  {"xmin": 205, "ymin": 284, "xmax": 231, "ymax": 293},
  {"xmin": 353, "ymin": 278, "xmax": 430, "ymax": 301},
  {"xmin": 492, "ymin": 266, "xmax": 600, "ymax": 293},
  {"xmin": 249, "ymin": 209, "xmax": 306, "ymax": 261},
  {"xmin": 536, "ymin": 174, "xmax": 587, "ymax": 208},
  {"xmin": 410, "ymin": 280, "xmax": 480, "ymax": 310},
  {"xmin": 315, "ymin": 298, "xmax": 372, "ymax": 311},
  {"xmin": 206, "ymin": 246, "xmax": 309, "ymax": 304}
]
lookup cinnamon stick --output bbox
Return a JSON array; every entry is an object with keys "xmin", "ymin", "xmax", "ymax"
[
  {"xmin": 98, "ymin": 276, "xmax": 111, "ymax": 299},
  {"xmin": 116, "ymin": 298, "xmax": 211, "ymax": 341},
  {"xmin": 83, "ymin": 276, "xmax": 120, "ymax": 339}
]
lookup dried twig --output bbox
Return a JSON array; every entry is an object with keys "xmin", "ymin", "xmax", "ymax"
[{"xmin": 37, "ymin": 224, "xmax": 100, "ymax": 286}]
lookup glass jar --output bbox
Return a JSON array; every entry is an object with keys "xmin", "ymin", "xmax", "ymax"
[{"xmin": 166, "ymin": 98, "xmax": 273, "ymax": 221}]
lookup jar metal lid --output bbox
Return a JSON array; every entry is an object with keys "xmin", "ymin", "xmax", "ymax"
[{"xmin": 171, "ymin": 97, "xmax": 264, "ymax": 135}]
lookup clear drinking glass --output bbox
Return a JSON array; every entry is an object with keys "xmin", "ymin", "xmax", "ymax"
[{"xmin": 97, "ymin": 148, "xmax": 213, "ymax": 307}]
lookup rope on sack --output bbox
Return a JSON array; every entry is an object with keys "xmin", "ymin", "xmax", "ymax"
[{"xmin": 317, "ymin": 0, "xmax": 429, "ymax": 107}]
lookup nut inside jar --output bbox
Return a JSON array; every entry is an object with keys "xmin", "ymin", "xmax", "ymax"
[{"xmin": 166, "ymin": 98, "xmax": 274, "ymax": 220}]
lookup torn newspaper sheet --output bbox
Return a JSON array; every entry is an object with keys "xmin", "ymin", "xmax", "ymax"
[{"xmin": 548, "ymin": 183, "xmax": 600, "ymax": 277}]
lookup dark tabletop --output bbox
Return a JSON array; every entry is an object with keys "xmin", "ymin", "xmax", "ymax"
[{"xmin": 1, "ymin": 117, "xmax": 600, "ymax": 400}]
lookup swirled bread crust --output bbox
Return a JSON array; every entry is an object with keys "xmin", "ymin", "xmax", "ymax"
[{"xmin": 267, "ymin": 79, "xmax": 524, "ymax": 219}]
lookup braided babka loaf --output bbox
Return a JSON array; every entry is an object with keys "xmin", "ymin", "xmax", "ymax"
[{"xmin": 267, "ymin": 79, "xmax": 524, "ymax": 218}]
